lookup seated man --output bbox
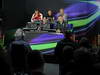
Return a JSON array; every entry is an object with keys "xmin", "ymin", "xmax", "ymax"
[{"xmin": 56, "ymin": 15, "xmax": 67, "ymax": 33}]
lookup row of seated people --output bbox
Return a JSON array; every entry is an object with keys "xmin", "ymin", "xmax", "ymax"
[
  {"xmin": 0, "ymin": 29, "xmax": 100, "ymax": 75},
  {"xmin": 31, "ymin": 8, "xmax": 67, "ymax": 22},
  {"xmin": 26, "ymin": 8, "xmax": 68, "ymax": 33}
]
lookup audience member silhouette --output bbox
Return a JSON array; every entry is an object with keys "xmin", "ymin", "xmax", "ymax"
[
  {"xmin": 60, "ymin": 46, "xmax": 74, "ymax": 75},
  {"xmin": 0, "ymin": 45, "xmax": 11, "ymax": 75},
  {"xmin": 55, "ymin": 31, "xmax": 78, "ymax": 75},
  {"xmin": 72, "ymin": 47, "xmax": 96, "ymax": 75},
  {"xmin": 55, "ymin": 31, "xmax": 78, "ymax": 62},
  {"xmin": 10, "ymin": 43, "xmax": 31, "ymax": 74},
  {"xmin": 79, "ymin": 37, "xmax": 92, "ymax": 49},
  {"xmin": 27, "ymin": 50, "xmax": 44, "ymax": 75}
]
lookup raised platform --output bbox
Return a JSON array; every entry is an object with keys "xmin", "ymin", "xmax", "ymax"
[{"xmin": 24, "ymin": 31, "xmax": 64, "ymax": 54}]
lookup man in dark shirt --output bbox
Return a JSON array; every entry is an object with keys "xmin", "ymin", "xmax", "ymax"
[{"xmin": 56, "ymin": 15, "xmax": 67, "ymax": 33}]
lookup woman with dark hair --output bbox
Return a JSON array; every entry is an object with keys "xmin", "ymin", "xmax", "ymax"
[
  {"xmin": 31, "ymin": 9, "xmax": 43, "ymax": 22},
  {"xmin": 46, "ymin": 10, "xmax": 55, "ymax": 29},
  {"xmin": 31, "ymin": 9, "xmax": 43, "ymax": 31}
]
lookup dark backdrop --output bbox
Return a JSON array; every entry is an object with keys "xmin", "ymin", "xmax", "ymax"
[
  {"xmin": 26, "ymin": 0, "xmax": 68, "ymax": 15},
  {"xmin": 1, "ymin": 0, "xmax": 73, "ymax": 29},
  {"xmin": 2, "ymin": 0, "xmax": 26, "ymax": 30}
]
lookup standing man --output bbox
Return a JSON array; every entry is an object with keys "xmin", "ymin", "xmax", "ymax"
[{"xmin": 57, "ymin": 8, "xmax": 67, "ymax": 21}]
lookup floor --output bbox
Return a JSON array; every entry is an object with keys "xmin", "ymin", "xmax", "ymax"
[{"xmin": 44, "ymin": 63, "xmax": 59, "ymax": 75}]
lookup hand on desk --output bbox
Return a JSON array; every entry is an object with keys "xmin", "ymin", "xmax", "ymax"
[{"xmin": 56, "ymin": 29, "xmax": 61, "ymax": 33}]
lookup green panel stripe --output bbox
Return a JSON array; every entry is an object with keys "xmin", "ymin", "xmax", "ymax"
[
  {"xmin": 30, "ymin": 42, "xmax": 57, "ymax": 50},
  {"xmin": 68, "ymin": 1, "xmax": 100, "ymax": 27}
]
